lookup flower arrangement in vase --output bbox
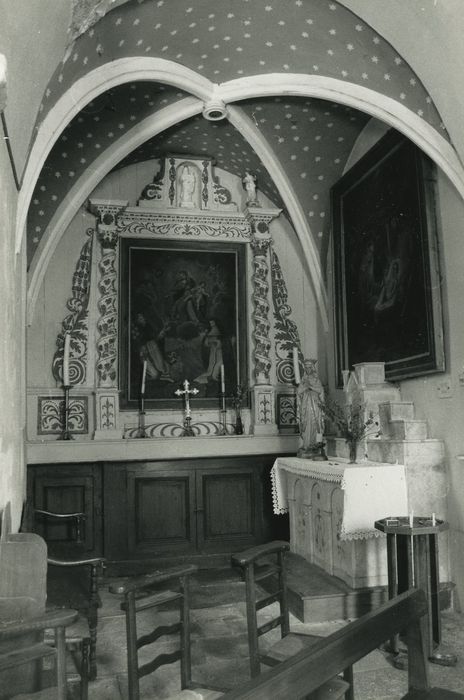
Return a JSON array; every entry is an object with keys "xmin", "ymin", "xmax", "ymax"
[{"xmin": 320, "ymin": 399, "xmax": 381, "ymax": 463}]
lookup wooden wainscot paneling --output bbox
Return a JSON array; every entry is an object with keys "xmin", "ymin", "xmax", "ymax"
[
  {"xmin": 103, "ymin": 455, "xmax": 287, "ymax": 564},
  {"xmin": 27, "ymin": 463, "xmax": 103, "ymax": 558},
  {"xmin": 127, "ymin": 467, "xmax": 197, "ymax": 557},
  {"xmin": 27, "ymin": 454, "xmax": 290, "ymax": 566}
]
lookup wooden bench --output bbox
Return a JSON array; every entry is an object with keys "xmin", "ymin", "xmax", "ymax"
[{"xmin": 219, "ymin": 588, "xmax": 464, "ymax": 700}]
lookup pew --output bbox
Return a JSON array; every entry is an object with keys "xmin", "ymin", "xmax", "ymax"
[{"xmin": 219, "ymin": 588, "xmax": 464, "ymax": 700}]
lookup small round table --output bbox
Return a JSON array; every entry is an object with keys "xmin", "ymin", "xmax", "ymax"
[{"xmin": 375, "ymin": 516, "xmax": 456, "ymax": 667}]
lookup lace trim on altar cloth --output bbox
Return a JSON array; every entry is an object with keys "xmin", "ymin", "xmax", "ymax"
[
  {"xmin": 270, "ymin": 458, "xmax": 345, "ymax": 515},
  {"xmin": 340, "ymin": 527, "xmax": 383, "ymax": 541},
  {"xmin": 270, "ymin": 457, "xmax": 408, "ymax": 541}
]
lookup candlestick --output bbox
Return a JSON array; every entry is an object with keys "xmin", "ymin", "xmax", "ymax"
[
  {"xmin": 141, "ymin": 360, "xmax": 147, "ymax": 395},
  {"xmin": 63, "ymin": 332, "xmax": 71, "ymax": 386},
  {"xmin": 59, "ymin": 385, "xmax": 74, "ymax": 440},
  {"xmin": 409, "ymin": 511, "xmax": 414, "ymax": 527},
  {"xmin": 292, "ymin": 347, "xmax": 301, "ymax": 385},
  {"xmin": 220, "ymin": 364, "xmax": 225, "ymax": 393},
  {"xmin": 219, "ymin": 390, "xmax": 227, "ymax": 435},
  {"xmin": 342, "ymin": 369, "xmax": 350, "ymax": 389},
  {"xmin": 137, "ymin": 395, "xmax": 147, "ymax": 438},
  {"xmin": 432, "ymin": 512, "xmax": 436, "ymax": 526}
]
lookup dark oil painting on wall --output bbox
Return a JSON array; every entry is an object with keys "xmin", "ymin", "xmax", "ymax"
[
  {"xmin": 120, "ymin": 238, "xmax": 247, "ymax": 408},
  {"xmin": 332, "ymin": 130, "xmax": 444, "ymax": 384}
]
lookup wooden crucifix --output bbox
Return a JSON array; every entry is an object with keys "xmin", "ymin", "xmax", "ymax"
[{"xmin": 175, "ymin": 379, "xmax": 199, "ymax": 436}]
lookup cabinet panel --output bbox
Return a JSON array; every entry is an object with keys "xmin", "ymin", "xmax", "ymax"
[
  {"xmin": 197, "ymin": 469, "xmax": 259, "ymax": 551},
  {"xmin": 127, "ymin": 469, "xmax": 196, "ymax": 556},
  {"xmin": 28, "ymin": 463, "xmax": 102, "ymax": 558},
  {"xmin": 28, "ymin": 454, "xmax": 290, "ymax": 564}
]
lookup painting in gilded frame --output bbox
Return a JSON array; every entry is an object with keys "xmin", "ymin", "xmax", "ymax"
[
  {"xmin": 120, "ymin": 238, "xmax": 247, "ymax": 409},
  {"xmin": 331, "ymin": 130, "xmax": 445, "ymax": 384}
]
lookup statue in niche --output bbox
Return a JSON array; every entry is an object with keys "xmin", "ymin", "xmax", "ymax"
[
  {"xmin": 179, "ymin": 164, "xmax": 196, "ymax": 208},
  {"xmin": 297, "ymin": 359, "xmax": 326, "ymax": 460},
  {"xmin": 242, "ymin": 170, "xmax": 259, "ymax": 207}
]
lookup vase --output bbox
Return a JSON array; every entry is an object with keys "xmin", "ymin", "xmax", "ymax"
[
  {"xmin": 348, "ymin": 439, "xmax": 357, "ymax": 463},
  {"xmin": 234, "ymin": 411, "xmax": 244, "ymax": 435}
]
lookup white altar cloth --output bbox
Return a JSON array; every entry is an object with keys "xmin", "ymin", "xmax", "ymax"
[{"xmin": 271, "ymin": 457, "xmax": 408, "ymax": 540}]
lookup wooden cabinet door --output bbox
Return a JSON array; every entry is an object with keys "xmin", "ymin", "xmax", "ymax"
[
  {"xmin": 196, "ymin": 465, "xmax": 262, "ymax": 552},
  {"xmin": 126, "ymin": 468, "xmax": 197, "ymax": 556},
  {"xmin": 29, "ymin": 463, "xmax": 102, "ymax": 558}
]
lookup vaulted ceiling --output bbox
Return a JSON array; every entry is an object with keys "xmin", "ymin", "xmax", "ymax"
[{"xmin": 27, "ymin": 0, "xmax": 447, "ymax": 274}]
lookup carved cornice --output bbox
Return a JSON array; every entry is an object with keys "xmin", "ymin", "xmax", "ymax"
[
  {"xmin": 88, "ymin": 199, "xmax": 128, "ymax": 227},
  {"xmin": 245, "ymin": 207, "xmax": 282, "ymax": 235},
  {"xmin": 116, "ymin": 209, "xmax": 251, "ymax": 240},
  {"xmin": 89, "ymin": 198, "xmax": 254, "ymax": 241}
]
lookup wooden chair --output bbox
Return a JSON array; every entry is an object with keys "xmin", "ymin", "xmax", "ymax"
[
  {"xmin": 0, "ymin": 502, "xmax": 81, "ymax": 700},
  {"xmin": 31, "ymin": 508, "xmax": 106, "ymax": 683},
  {"xmin": 0, "ymin": 607, "xmax": 79, "ymax": 700},
  {"xmin": 231, "ymin": 541, "xmax": 350, "ymax": 699},
  {"xmin": 109, "ymin": 564, "xmax": 224, "ymax": 700}
]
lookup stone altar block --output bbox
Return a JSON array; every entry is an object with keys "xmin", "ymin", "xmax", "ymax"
[{"xmin": 271, "ymin": 457, "xmax": 408, "ymax": 588}]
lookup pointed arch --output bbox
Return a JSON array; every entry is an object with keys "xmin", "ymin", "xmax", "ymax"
[{"xmin": 21, "ymin": 59, "xmax": 464, "ymax": 330}]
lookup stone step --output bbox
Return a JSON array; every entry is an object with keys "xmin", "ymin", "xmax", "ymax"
[
  {"xmin": 325, "ymin": 435, "xmax": 442, "ymax": 465},
  {"xmin": 378, "ymin": 402, "xmax": 415, "ymax": 434},
  {"xmin": 366, "ymin": 437, "xmax": 445, "ymax": 467},
  {"xmin": 262, "ymin": 552, "xmax": 454, "ymax": 623},
  {"xmin": 388, "ymin": 419, "xmax": 429, "ymax": 440}
]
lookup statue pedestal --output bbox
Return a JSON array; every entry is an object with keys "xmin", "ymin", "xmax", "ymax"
[{"xmin": 297, "ymin": 445, "xmax": 328, "ymax": 461}]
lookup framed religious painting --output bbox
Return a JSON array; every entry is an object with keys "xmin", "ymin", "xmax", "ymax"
[
  {"xmin": 331, "ymin": 129, "xmax": 445, "ymax": 385},
  {"xmin": 119, "ymin": 238, "xmax": 248, "ymax": 409}
]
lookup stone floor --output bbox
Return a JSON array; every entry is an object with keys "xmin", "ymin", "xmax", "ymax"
[{"xmin": 13, "ymin": 567, "xmax": 464, "ymax": 699}]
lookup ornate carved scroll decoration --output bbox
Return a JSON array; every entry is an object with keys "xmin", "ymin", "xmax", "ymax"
[
  {"xmin": 52, "ymin": 229, "xmax": 93, "ymax": 385},
  {"xmin": 123, "ymin": 420, "xmax": 234, "ymax": 439},
  {"xmin": 270, "ymin": 248, "xmax": 303, "ymax": 384},
  {"xmin": 37, "ymin": 395, "xmax": 88, "ymax": 435},
  {"xmin": 212, "ymin": 179, "xmax": 233, "ymax": 206},
  {"xmin": 96, "ymin": 229, "xmax": 118, "ymax": 387},
  {"xmin": 138, "ymin": 161, "xmax": 165, "ymax": 203},
  {"xmin": 250, "ymin": 237, "xmax": 272, "ymax": 383},
  {"xmin": 201, "ymin": 160, "xmax": 209, "ymax": 208},
  {"xmin": 99, "ymin": 394, "xmax": 117, "ymax": 430},
  {"xmin": 168, "ymin": 157, "xmax": 176, "ymax": 205},
  {"xmin": 277, "ymin": 393, "xmax": 298, "ymax": 430},
  {"xmin": 116, "ymin": 211, "xmax": 251, "ymax": 240},
  {"xmin": 256, "ymin": 388, "xmax": 272, "ymax": 424}
]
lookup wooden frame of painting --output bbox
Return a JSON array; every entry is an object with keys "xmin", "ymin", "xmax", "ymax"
[
  {"xmin": 119, "ymin": 238, "xmax": 248, "ymax": 410},
  {"xmin": 331, "ymin": 129, "xmax": 445, "ymax": 385}
]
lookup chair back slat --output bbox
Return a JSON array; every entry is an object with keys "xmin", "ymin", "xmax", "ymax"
[
  {"xmin": 138, "ymin": 650, "xmax": 182, "ymax": 679},
  {"xmin": 114, "ymin": 564, "xmax": 198, "ymax": 700},
  {"xmin": 257, "ymin": 617, "xmax": 284, "ymax": 637},
  {"xmin": 137, "ymin": 622, "xmax": 182, "ymax": 649}
]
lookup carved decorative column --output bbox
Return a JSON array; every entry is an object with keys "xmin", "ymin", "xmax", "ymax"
[
  {"xmin": 90, "ymin": 200, "xmax": 128, "ymax": 439},
  {"xmin": 247, "ymin": 208, "xmax": 281, "ymax": 436}
]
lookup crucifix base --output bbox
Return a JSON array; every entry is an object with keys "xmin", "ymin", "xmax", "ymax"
[{"xmin": 182, "ymin": 416, "xmax": 196, "ymax": 437}]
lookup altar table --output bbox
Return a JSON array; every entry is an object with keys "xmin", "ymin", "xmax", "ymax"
[{"xmin": 271, "ymin": 457, "xmax": 408, "ymax": 588}]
